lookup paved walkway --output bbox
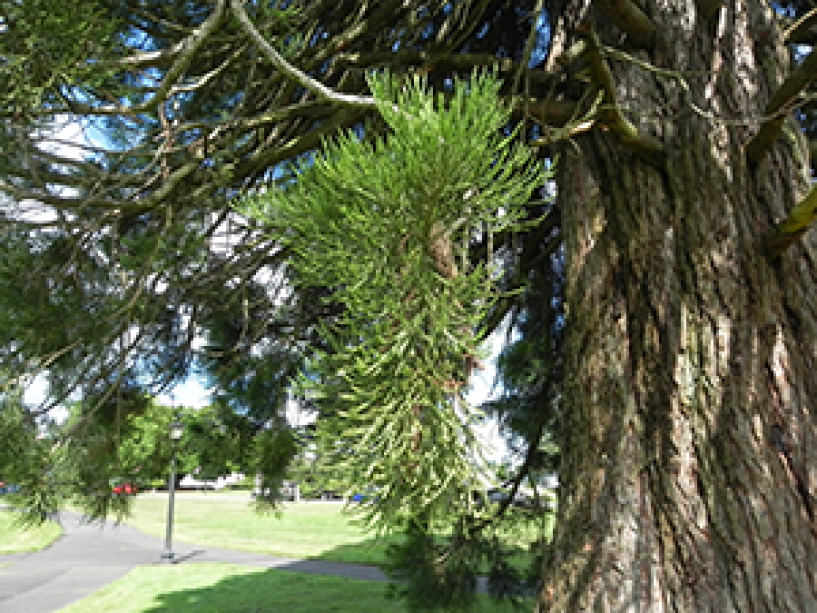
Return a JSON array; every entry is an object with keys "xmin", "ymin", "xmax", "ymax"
[{"xmin": 0, "ymin": 508, "xmax": 388, "ymax": 613}]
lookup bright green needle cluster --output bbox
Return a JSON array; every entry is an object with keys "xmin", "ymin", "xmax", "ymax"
[{"xmin": 239, "ymin": 71, "xmax": 551, "ymax": 529}]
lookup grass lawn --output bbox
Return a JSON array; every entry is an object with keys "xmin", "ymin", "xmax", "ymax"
[
  {"xmin": 122, "ymin": 495, "xmax": 551, "ymax": 570},
  {"xmin": 0, "ymin": 509, "xmax": 62, "ymax": 553},
  {"xmin": 57, "ymin": 563, "xmax": 533, "ymax": 612},
  {"xmin": 124, "ymin": 497, "xmax": 397, "ymax": 566}
]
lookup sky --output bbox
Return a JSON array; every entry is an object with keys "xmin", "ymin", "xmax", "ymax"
[
  {"xmin": 20, "ymin": 115, "xmax": 515, "ymax": 465},
  {"xmin": 23, "ymin": 320, "xmax": 512, "ymax": 464},
  {"xmin": 154, "ymin": 323, "xmax": 511, "ymax": 463}
]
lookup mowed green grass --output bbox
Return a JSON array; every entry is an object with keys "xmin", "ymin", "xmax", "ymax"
[
  {"xmin": 125, "ymin": 494, "xmax": 553, "ymax": 570},
  {"xmin": 0, "ymin": 510, "xmax": 62, "ymax": 553},
  {"xmin": 125, "ymin": 497, "xmax": 398, "ymax": 565},
  {"xmin": 57, "ymin": 563, "xmax": 533, "ymax": 612},
  {"xmin": 123, "ymin": 495, "xmax": 550, "ymax": 570}
]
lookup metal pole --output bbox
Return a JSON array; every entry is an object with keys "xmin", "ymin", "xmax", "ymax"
[{"xmin": 161, "ymin": 441, "xmax": 177, "ymax": 562}]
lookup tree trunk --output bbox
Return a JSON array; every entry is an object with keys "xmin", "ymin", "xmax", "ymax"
[{"xmin": 539, "ymin": 1, "xmax": 817, "ymax": 610}]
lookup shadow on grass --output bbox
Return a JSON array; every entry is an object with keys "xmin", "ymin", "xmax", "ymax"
[
  {"xmin": 131, "ymin": 531, "xmax": 538, "ymax": 613},
  {"xmin": 141, "ymin": 565, "xmax": 404, "ymax": 613},
  {"xmin": 136, "ymin": 564, "xmax": 532, "ymax": 613},
  {"xmin": 309, "ymin": 532, "xmax": 403, "ymax": 567}
]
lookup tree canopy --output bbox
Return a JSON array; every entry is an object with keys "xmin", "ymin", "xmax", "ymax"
[
  {"xmin": 239, "ymin": 70, "xmax": 550, "ymax": 528},
  {"xmin": 1, "ymin": 0, "xmax": 561, "ymax": 518},
  {"xmin": 6, "ymin": 0, "xmax": 817, "ymax": 610}
]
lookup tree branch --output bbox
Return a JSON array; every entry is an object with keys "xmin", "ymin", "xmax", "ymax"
[
  {"xmin": 92, "ymin": 45, "xmax": 184, "ymax": 71},
  {"xmin": 516, "ymin": 98, "xmax": 578, "ymax": 127},
  {"xmin": 230, "ymin": 0, "xmax": 378, "ymax": 109},
  {"xmin": 745, "ymin": 47, "xmax": 817, "ymax": 164},
  {"xmin": 784, "ymin": 8, "xmax": 817, "ymax": 44},
  {"xmin": 580, "ymin": 25, "xmax": 664, "ymax": 165},
  {"xmin": 169, "ymin": 43, "xmax": 249, "ymax": 95},
  {"xmin": 0, "ymin": 179, "xmax": 138, "ymax": 211},
  {"xmin": 593, "ymin": 0, "xmax": 658, "ymax": 49},
  {"xmin": 513, "ymin": 0, "xmax": 547, "ymax": 94},
  {"xmin": 39, "ymin": 0, "xmax": 229, "ymax": 117}
]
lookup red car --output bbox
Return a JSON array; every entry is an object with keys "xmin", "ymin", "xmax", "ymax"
[{"xmin": 112, "ymin": 483, "xmax": 139, "ymax": 495}]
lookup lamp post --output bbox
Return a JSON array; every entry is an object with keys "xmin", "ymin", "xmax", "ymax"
[{"xmin": 161, "ymin": 413, "xmax": 184, "ymax": 562}]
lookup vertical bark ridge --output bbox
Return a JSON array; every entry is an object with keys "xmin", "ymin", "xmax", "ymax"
[{"xmin": 540, "ymin": 0, "xmax": 817, "ymax": 608}]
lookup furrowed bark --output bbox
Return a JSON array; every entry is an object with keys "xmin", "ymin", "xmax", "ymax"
[{"xmin": 539, "ymin": 0, "xmax": 817, "ymax": 609}]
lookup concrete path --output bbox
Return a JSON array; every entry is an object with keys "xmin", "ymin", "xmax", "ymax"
[{"xmin": 0, "ymin": 508, "xmax": 388, "ymax": 613}]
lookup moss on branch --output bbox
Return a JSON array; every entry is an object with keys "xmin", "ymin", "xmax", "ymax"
[{"xmin": 765, "ymin": 184, "xmax": 817, "ymax": 258}]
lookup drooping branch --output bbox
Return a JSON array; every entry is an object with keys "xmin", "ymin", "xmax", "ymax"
[
  {"xmin": 764, "ymin": 185, "xmax": 817, "ymax": 258},
  {"xmin": 229, "ymin": 0, "xmax": 378, "ymax": 109},
  {"xmin": 1, "ymin": 1, "xmax": 574, "ymax": 423},
  {"xmin": 593, "ymin": 0, "xmax": 658, "ymax": 50},
  {"xmin": 745, "ymin": 47, "xmax": 817, "ymax": 164}
]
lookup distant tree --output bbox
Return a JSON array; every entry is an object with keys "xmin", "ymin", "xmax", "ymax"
[
  {"xmin": 484, "ymin": 239, "xmax": 564, "ymax": 483},
  {"xmin": 0, "ymin": 386, "xmax": 57, "ymax": 521}
]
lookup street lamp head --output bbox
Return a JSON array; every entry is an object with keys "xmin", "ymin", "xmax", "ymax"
[{"xmin": 169, "ymin": 418, "xmax": 184, "ymax": 442}]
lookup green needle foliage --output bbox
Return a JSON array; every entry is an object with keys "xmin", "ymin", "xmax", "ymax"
[{"xmin": 239, "ymin": 71, "xmax": 551, "ymax": 530}]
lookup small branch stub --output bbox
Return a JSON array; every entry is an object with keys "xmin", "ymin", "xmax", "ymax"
[{"xmin": 765, "ymin": 184, "xmax": 817, "ymax": 258}]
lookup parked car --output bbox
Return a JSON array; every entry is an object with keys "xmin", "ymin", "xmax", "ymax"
[
  {"xmin": 112, "ymin": 483, "xmax": 139, "ymax": 495},
  {"xmin": 349, "ymin": 487, "xmax": 380, "ymax": 503}
]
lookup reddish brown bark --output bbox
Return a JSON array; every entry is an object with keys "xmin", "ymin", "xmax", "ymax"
[{"xmin": 539, "ymin": 0, "xmax": 817, "ymax": 610}]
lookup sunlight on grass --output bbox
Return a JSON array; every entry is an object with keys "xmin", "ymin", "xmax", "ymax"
[
  {"xmin": 122, "ymin": 495, "xmax": 548, "ymax": 571},
  {"xmin": 0, "ymin": 510, "xmax": 62, "ymax": 553},
  {"xmin": 126, "ymin": 497, "xmax": 397, "ymax": 565},
  {"xmin": 57, "ymin": 564, "xmax": 531, "ymax": 612}
]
